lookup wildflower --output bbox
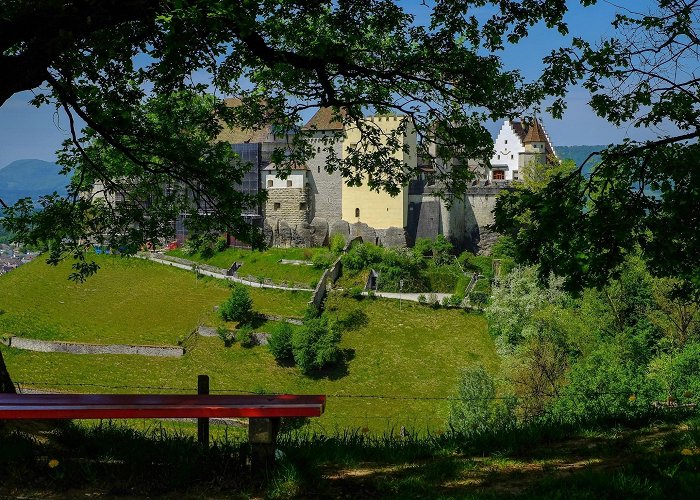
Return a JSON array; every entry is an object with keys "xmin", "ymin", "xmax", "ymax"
[
  {"xmin": 48, "ymin": 459, "xmax": 59, "ymax": 468},
  {"xmin": 681, "ymin": 448, "xmax": 693, "ymax": 456},
  {"xmin": 628, "ymin": 394, "xmax": 637, "ymax": 402}
]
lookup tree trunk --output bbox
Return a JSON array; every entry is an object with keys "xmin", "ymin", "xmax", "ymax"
[{"xmin": 0, "ymin": 350, "xmax": 15, "ymax": 394}]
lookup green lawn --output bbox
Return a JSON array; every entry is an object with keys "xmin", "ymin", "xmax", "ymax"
[
  {"xmin": 0, "ymin": 256, "xmax": 311, "ymax": 345},
  {"xmin": 165, "ymin": 247, "xmax": 328, "ymax": 288},
  {"xmin": 2, "ymin": 283, "xmax": 495, "ymax": 432}
]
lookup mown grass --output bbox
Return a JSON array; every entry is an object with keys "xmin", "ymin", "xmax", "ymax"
[
  {"xmin": 0, "ymin": 256, "xmax": 311, "ymax": 345},
  {"xmin": 166, "ymin": 247, "xmax": 327, "ymax": 288},
  {"xmin": 1, "ymin": 256, "xmax": 494, "ymax": 432}
]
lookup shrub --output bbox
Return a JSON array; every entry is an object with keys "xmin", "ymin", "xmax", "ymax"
[
  {"xmin": 220, "ymin": 284, "xmax": 253, "ymax": 323},
  {"xmin": 424, "ymin": 263, "xmax": 461, "ymax": 292},
  {"xmin": 491, "ymin": 235, "xmax": 517, "ymax": 260},
  {"xmin": 217, "ymin": 326, "xmax": 235, "ymax": 347},
  {"xmin": 214, "ymin": 237, "xmax": 228, "ymax": 253},
  {"xmin": 341, "ymin": 243, "xmax": 384, "ymax": 272},
  {"xmin": 417, "ymin": 294, "xmax": 427, "ymax": 304},
  {"xmin": 268, "ymin": 323, "xmax": 294, "ymax": 362},
  {"xmin": 469, "ymin": 290, "xmax": 489, "ymax": 309},
  {"xmin": 330, "ymin": 233, "xmax": 346, "ymax": 254},
  {"xmin": 312, "ymin": 251, "xmax": 334, "ymax": 269},
  {"xmin": 449, "ymin": 294, "xmax": 464, "ymax": 307},
  {"xmin": 237, "ymin": 325, "xmax": 255, "ymax": 348},
  {"xmin": 441, "ymin": 296, "xmax": 451, "ymax": 307},
  {"xmin": 413, "ymin": 237, "xmax": 433, "ymax": 258},
  {"xmin": 449, "ymin": 366, "xmax": 516, "ymax": 434},
  {"xmin": 292, "ymin": 316, "xmax": 342, "ymax": 374},
  {"xmin": 347, "ymin": 286, "xmax": 364, "ymax": 300},
  {"xmin": 428, "ymin": 292, "xmax": 439, "ymax": 308},
  {"xmin": 304, "ymin": 304, "xmax": 321, "ymax": 321}
]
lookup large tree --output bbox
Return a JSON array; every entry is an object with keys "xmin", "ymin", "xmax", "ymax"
[
  {"xmin": 0, "ymin": 0, "xmax": 583, "ymax": 392},
  {"xmin": 496, "ymin": 0, "xmax": 700, "ymax": 291}
]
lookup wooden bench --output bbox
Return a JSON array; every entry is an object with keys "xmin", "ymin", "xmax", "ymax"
[{"xmin": 0, "ymin": 391, "xmax": 326, "ymax": 469}]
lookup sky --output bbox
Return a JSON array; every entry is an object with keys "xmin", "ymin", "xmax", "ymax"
[{"xmin": 0, "ymin": 0, "xmax": 669, "ymax": 168}]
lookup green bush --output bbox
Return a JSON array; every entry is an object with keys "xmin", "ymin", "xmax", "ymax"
[
  {"xmin": 268, "ymin": 322, "xmax": 294, "ymax": 362},
  {"xmin": 341, "ymin": 243, "xmax": 384, "ymax": 272},
  {"xmin": 214, "ymin": 237, "xmax": 228, "ymax": 253},
  {"xmin": 468, "ymin": 290, "xmax": 489, "ymax": 308},
  {"xmin": 220, "ymin": 284, "xmax": 253, "ymax": 323},
  {"xmin": 312, "ymin": 251, "xmax": 334, "ymax": 269},
  {"xmin": 459, "ymin": 252, "xmax": 494, "ymax": 279},
  {"xmin": 237, "ymin": 325, "xmax": 254, "ymax": 348},
  {"xmin": 347, "ymin": 286, "xmax": 364, "ymax": 300},
  {"xmin": 217, "ymin": 326, "xmax": 235, "ymax": 347},
  {"xmin": 292, "ymin": 316, "xmax": 342, "ymax": 374},
  {"xmin": 491, "ymin": 236, "xmax": 517, "ymax": 259},
  {"xmin": 330, "ymin": 233, "xmax": 346, "ymax": 254},
  {"xmin": 417, "ymin": 294, "xmax": 427, "ymax": 304},
  {"xmin": 449, "ymin": 365, "xmax": 516, "ymax": 434},
  {"xmin": 424, "ymin": 263, "xmax": 461, "ymax": 292}
]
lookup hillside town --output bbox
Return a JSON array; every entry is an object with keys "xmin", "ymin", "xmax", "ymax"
[{"xmin": 0, "ymin": 243, "xmax": 38, "ymax": 276}]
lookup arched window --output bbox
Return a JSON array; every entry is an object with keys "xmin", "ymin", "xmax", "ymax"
[
  {"xmin": 355, "ymin": 208, "xmax": 360, "ymax": 218},
  {"xmin": 286, "ymin": 180, "xmax": 292, "ymax": 187},
  {"xmin": 267, "ymin": 179, "xmax": 273, "ymax": 188}
]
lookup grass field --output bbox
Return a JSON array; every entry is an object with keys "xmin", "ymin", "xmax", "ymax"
[
  {"xmin": 166, "ymin": 247, "xmax": 328, "ymax": 287},
  {"xmin": 1, "ymin": 255, "xmax": 494, "ymax": 432},
  {"xmin": 0, "ymin": 256, "xmax": 311, "ymax": 345}
]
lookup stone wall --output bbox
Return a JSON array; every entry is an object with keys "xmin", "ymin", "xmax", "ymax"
[
  {"xmin": 265, "ymin": 187, "xmax": 309, "ymax": 227},
  {"xmin": 307, "ymin": 133, "xmax": 343, "ymax": 224},
  {"xmin": 5, "ymin": 336, "xmax": 184, "ymax": 357},
  {"xmin": 308, "ymin": 256, "xmax": 342, "ymax": 311},
  {"xmin": 465, "ymin": 184, "xmax": 508, "ymax": 254}
]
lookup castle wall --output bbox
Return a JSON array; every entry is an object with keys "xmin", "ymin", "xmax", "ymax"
[
  {"xmin": 465, "ymin": 185, "xmax": 504, "ymax": 254},
  {"xmin": 341, "ymin": 115, "xmax": 415, "ymax": 229},
  {"xmin": 306, "ymin": 132, "xmax": 343, "ymax": 224},
  {"xmin": 265, "ymin": 187, "xmax": 308, "ymax": 227}
]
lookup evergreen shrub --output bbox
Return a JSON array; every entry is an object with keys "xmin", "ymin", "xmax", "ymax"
[
  {"xmin": 220, "ymin": 284, "xmax": 253, "ymax": 323},
  {"xmin": 268, "ymin": 323, "xmax": 294, "ymax": 362},
  {"xmin": 292, "ymin": 316, "xmax": 342, "ymax": 374}
]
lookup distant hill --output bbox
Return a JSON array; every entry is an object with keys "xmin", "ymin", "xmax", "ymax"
[
  {"xmin": 0, "ymin": 159, "xmax": 68, "ymax": 206},
  {"xmin": 556, "ymin": 145, "xmax": 605, "ymax": 174}
]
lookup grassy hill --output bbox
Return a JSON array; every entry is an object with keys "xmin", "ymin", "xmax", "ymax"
[{"xmin": 0, "ymin": 255, "xmax": 494, "ymax": 432}]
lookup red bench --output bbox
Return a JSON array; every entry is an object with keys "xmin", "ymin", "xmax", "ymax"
[{"xmin": 0, "ymin": 391, "xmax": 326, "ymax": 468}]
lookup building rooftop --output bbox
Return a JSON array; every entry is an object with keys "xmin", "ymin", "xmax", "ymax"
[{"xmin": 303, "ymin": 107, "xmax": 346, "ymax": 131}]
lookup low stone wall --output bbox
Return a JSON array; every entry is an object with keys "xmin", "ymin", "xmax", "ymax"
[
  {"xmin": 5, "ymin": 336, "xmax": 184, "ymax": 357},
  {"xmin": 308, "ymin": 256, "xmax": 342, "ymax": 312}
]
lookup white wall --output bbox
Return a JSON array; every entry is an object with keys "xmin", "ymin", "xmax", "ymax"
[
  {"xmin": 265, "ymin": 170, "xmax": 306, "ymax": 189},
  {"xmin": 490, "ymin": 120, "xmax": 524, "ymax": 181}
]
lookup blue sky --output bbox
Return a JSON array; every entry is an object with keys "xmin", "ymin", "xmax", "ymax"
[{"xmin": 0, "ymin": 1, "xmax": 667, "ymax": 167}]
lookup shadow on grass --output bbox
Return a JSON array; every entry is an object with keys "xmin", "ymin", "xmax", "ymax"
[{"xmin": 307, "ymin": 348, "xmax": 356, "ymax": 381}]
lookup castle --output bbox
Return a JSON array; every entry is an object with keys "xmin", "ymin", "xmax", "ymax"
[{"xmin": 180, "ymin": 105, "xmax": 558, "ymax": 253}]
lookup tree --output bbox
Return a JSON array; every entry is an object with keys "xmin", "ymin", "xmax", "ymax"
[
  {"xmin": 0, "ymin": 0, "xmax": 582, "ymax": 283},
  {"xmin": 220, "ymin": 283, "xmax": 254, "ymax": 324},
  {"xmin": 496, "ymin": 0, "xmax": 700, "ymax": 290}
]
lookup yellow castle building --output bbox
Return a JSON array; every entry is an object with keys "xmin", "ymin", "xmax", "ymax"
[{"xmin": 341, "ymin": 115, "xmax": 416, "ymax": 230}]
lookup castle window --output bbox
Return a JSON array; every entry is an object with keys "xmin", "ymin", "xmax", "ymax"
[
  {"xmin": 299, "ymin": 202, "xmax": 307, "ymax": 210},
  {"xmin": 493, "ymin": 170, "xmax": 505, "ymax": 180},
  {"xmin": 317, "ymin": 147, "xmax": 321, "ymax": 153},
  {"xmin": 513, "ymin": 170, "xmax": 519, "ymax": 180},
  {"xmin": 317, "ymin": 166, "xmax": 320, "ymax": 173},
  {"xmin": 497, "ymin": 155, "xmax": 500, "ymax": 160},
  {"xmin": 505, "ymin": 139, "xmax": 508, "ymax": 144},
  {"xmin": 511, "ymin": 155, "xmax": 514, "ymax": 160},
  {"xmin": 355, "ymin": 208, "xmax": 360, "ymax": 218},
  {"xmin": 286, "ymin": 180, "xmax": 292, "ymax": 187},
  {"xmin": 274, "ymin": 202, "xmax": 281, "ymax": 211},
  {"xmin": 267, "ymin": 180, "xmax": 273, "ymax": 188}
]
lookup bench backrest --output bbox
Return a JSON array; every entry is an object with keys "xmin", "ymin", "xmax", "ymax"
[{"xmin": 0, "ymin": 394, "xmax": 326, "ymax": 420}]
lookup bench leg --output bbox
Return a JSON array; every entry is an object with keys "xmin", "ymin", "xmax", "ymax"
[{"xmin": 249, "ymin": 417, "xmax": 280, "ymax": 472}]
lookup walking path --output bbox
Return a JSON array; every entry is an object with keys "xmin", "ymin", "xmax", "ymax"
[
  {"xmin": 138, "ymin": 253, "xmax": 313, "ymax": 291},
  {"xmin": 362, "ymin": 291, "xmax": 453, "ymax": 303}
]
